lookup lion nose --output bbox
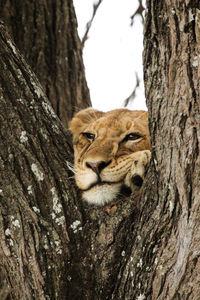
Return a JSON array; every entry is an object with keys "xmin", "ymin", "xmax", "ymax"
[{"xmin": 86, "ymin": 160, "xmax": 111, "ymax": 175}]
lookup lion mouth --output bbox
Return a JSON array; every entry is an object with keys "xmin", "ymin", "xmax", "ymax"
[{"xmin": 82, "ymin": 180, "xmax": 122, "ymax": 192}]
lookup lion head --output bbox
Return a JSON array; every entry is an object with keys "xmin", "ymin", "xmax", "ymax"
[{"xmin": 69, "ymin": 108, "xmax": 150, "ymax": 206}]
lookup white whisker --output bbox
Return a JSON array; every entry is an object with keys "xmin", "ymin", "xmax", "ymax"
[
  {"xmin": 68, "ymin": 175, "xmax": 75, "ymax": 179},
  {"xmin": 66, "ymin": 161, "xmax": 76, "ymax": 174}
]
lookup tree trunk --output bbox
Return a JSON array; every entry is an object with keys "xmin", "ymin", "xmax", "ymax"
[
  {"xmin": 0, "ymin": 22, "xmax": 76, "ymax": 299},
  {"xmin": 108, "ymin": 1, "xmax": 199, "ymax": 298},
  {"xmin": 140, "ymin": 1, "xmax": 199, "ymax": 298},
  {"xmin": 0, "ymin": 0, "xmax": 91, "ymax": 127}
]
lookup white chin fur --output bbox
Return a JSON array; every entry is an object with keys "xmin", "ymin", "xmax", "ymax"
[{"xmin": 82, "ymin": 183, "xmax": 121, "ymax": 206}]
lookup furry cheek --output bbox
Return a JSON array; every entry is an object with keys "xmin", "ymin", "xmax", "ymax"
[{"xmin": 75, "ymin": 170, "xmax": 98, "ymax": 190}]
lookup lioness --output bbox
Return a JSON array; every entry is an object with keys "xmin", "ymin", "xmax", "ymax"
[{"xmin": 69, "ymin": 108, "xmax": 151, "ymax": 206}]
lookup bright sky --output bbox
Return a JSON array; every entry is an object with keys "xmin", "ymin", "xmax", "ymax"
[{"xmin": 73, "ymin": 0, "xmax": 146, "ymax": 111}]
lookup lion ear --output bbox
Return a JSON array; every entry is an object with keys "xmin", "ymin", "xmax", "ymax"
[{"xmin": 69, "ymin": 107, "xmax": 104, "ymax": 143}]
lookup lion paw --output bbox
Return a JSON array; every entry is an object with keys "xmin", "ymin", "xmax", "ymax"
[{"xmin": 124, "ymin": 150, "xmax": 151, "ymax": 191}]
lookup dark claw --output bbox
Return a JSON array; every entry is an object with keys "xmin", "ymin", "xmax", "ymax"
[{"xmin": 132, "ymin": 174, "xmax": 143, "ymax": 187}]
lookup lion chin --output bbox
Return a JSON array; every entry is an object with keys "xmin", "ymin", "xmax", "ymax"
[
  {"xmin": 69, "ymin": 107, "xmax": 151, "ymax": 206},
  {"xmin": 82, "ymin": 183, "xmax": 122, "ymax": 206}
]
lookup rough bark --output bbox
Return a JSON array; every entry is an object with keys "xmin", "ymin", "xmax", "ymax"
[
  {"xmin": 0, "ymin": 0, "xmax": 91, "ymax": 127},
  {"xmin": 0, "ymin": 23, "xmax": 76, "ymax": 299},
  {"xmin": 112, "ymin": 1, "xmax": 200, "ymax": 298}
]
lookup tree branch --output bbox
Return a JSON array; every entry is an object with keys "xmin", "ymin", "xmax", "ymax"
[
  {"xmin": 124, "ymin": 72, "xmax": 140, "ymax": 107},
  {"xmin": 130, "ymin": 0, "xmax": 145, "ymax": 25},
  {"xmin": 81, "ymin": 0, "xmax": 103, "ymax": 48}
]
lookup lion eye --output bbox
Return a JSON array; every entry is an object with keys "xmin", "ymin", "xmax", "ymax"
[
  {"xmin": 123, "ymin": 133, "xmax": 142, "ymax": 142},
  {"xmin": 82, "ymin": 132, "xmax": 95, "ymax": 141}
]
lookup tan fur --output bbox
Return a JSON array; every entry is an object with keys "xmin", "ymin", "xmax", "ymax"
[{"xmin": 69, "ymin": 108, "xmax": 151, "ymax": 205}]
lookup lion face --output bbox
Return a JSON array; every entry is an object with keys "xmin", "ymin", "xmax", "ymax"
[{"xmin": 69, "ymin": 108, "xmax": 150, "ymax": 206}]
